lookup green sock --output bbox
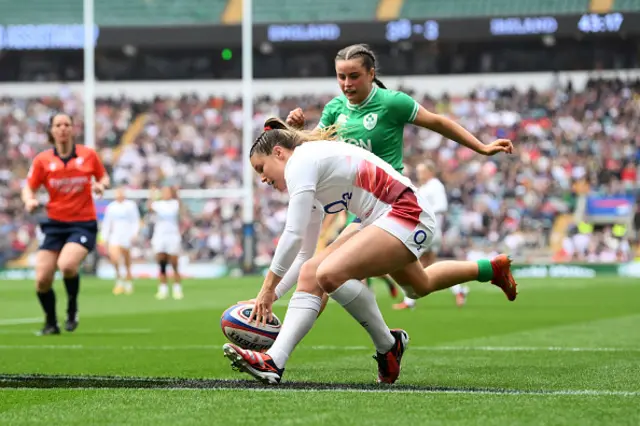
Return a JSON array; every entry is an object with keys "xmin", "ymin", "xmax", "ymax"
[
  {"xmin": 381, "ymin": 276, "xmax": 394, "ymax": 290},
  {"xmin": 476, "ymin": 259, "xmax": 494, "ymax": 282}
]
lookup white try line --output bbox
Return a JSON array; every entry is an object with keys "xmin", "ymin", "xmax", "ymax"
[
  {"xmin": 307, "ymin": 345, "xmax": 640, "ymax": 353},
  {"xmin": 0, "ymin": 344, "xmax": 639, "ymax": 353},
  {"xmin": 0, "ymin": 318, "xmax": 42, "ymax": 326},
  {"xmin": 0, "ymin": 375, "xmax": 637, "ymax": 396},
  {"xmin": 0, "ymin": 328, "xmax": 152, "ymax": 336},
  {"xmin": 0, "ymin": 386, "xmax": 637, "ymax": 397}
]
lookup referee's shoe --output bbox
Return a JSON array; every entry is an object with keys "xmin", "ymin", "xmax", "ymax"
[{"xmin": 65, "ymin": 312, "xmax": 79, "ymax": 332}]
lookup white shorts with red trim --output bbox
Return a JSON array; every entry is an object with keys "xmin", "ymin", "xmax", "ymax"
[{"xmin": 370, "ymin": 189, "xmax": 437, "ymax": 259}]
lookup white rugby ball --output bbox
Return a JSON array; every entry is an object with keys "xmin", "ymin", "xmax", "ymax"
[{"xmin": 220, "ymin": 303, "xmax": 281, "ymax": 351}]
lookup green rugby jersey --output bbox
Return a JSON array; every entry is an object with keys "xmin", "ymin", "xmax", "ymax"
[{"xmin": 318, "ymin": 86, "xmax": 419, "ymax": 173}]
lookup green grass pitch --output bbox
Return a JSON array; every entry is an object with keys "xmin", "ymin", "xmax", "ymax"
[{"xmin": 1, "ymin": 276, "xmax": 639, "ymax": 425}]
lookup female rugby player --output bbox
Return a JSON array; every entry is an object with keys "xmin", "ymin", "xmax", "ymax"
[
  {"xmin": 147, "ymin": 186, "xmax": 184, "ymax": 300},
  {"xmin": 102, "ymin": 187, "xmax": 140, "ymax": 295},
  {"xmin": 223, "ymin": 126, "xmax": 517, "ymax": 385},
  {"xmin": 22, "ymin": 113, "xmax": 109, "ymax": 335}
]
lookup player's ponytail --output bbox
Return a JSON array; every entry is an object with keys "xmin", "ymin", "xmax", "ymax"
[
  {"xmin": 336, "ymin": 44, "xmax": 386, "ymax": 89},
  {"xmin": 373, "ymin": 77, "xmax": 387, "ymax": 89},
  {"xmin": 250, "ymin": 118, "xmax": 339, "ymax": 158}
]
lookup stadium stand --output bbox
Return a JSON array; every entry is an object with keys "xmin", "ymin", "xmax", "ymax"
[
  {"xmin": 2, "ymin": 77, "xmax": 638, "ymax": 268},
  {"xmin": 400, "ymin": 0, "xmax": 591, "ymax": 19},
  {"xmin": 614, "ymin": 0, "xmax": 640, "ymax": 12},
  {"xmin": 0, "ymin": 0, "xmax": 227, "ymax": 26}
]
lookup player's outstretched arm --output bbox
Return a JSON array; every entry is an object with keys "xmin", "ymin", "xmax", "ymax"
[
  {"xmin": 249, "ymin": 190, "xmax": 316, "ymax": 326},
  {"xmin": 413, "ymin": 106, "xmax": 513, "ymax": 156}
]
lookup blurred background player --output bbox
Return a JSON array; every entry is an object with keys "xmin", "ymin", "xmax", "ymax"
[
  {"xmin": 393, "ymin": 160, "xmax": 467, "ymax": 309},
  {"xmin": 21, "ymin": 113, "xmax": 109, "ymax": 335},
  {"xmin": 101, "ymin": 187, "xmax": 140, "ymax": 295},
  {"xmin": 147, "ymin": 186, "xmax": 184, "ymax": 300}
]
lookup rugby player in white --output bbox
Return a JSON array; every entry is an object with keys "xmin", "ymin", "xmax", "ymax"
[
  {"xmin": 148, "ymin": 186, "xmax": 184, "ymax": 300},
  {"xmin": 223, "ymin": 125, "xmax": 518, "ymax": 385},
  {"xmin": 102, "ymin": 187, "xmax": 140, "ymax": 295}
]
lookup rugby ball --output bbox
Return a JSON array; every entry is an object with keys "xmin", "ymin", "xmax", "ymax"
[{"xmin": 220, "ymin": 304, "xmax": 281, "ymax": 351}]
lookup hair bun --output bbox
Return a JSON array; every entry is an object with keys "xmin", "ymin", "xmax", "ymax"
[{"xmin": 263, "ymin": 117, "xmax": 288, "ymax": 130}]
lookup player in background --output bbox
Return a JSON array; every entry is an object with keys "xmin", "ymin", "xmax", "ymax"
[
  {"xmin": 102, "ymin": 187, "xmax": 140, "ymax": 295},
  {"xmin": 224, "ymin": 126, "xmax": 518, "ymax": 385},
  {"xmin": 21, "ymin": 113, "xmax": 109, "ymax": 335},
  {"xmin": 147, "ymin": 186, "xmax": 184, "ymax": 300},
  {"xmin": 393, "ymin": 160, "xmax": 468, "ymax": 309},
  {"xmin": 284, "ymin": 43, "xmax": 508, "ymax": 305}
]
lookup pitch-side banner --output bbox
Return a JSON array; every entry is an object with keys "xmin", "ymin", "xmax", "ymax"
[{"xmin": 586, "ymin": 196, "xmax": 635, "ymax": 218}]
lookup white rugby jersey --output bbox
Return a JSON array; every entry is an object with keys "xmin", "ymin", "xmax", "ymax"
[
  {"xmin": 102, "ymin": 199, "xmax": 140, "ymax": 239},
  {"xmin": 269, "ymin": 141, "xmax": 435, "ymax": 277},
  {"xmin": 418, "ymin": 177, "xmax": 447, "ymax": 229},
  {"xmin": 150, "ymin": 199, "xmax": 181, "ymax": 236}
]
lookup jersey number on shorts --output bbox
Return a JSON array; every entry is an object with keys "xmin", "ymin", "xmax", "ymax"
[{"xmin": 323, "ymin": 192, "xmax": 353, "ymax": 214}]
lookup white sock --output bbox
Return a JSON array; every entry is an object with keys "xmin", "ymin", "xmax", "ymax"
[
  {"xmin": 158, "ymin": 283, "xmax": 168, "ymax": 293},
  {"xmin": 173, "ymin": 283, "xmax": 182, "ymax": 292},
  {"xmin": 403, "ymin": 297, "xmax": 416, "ymax": 307},
  {"xmin": 450, "ymin": 284, "xmax": 469, "ymax": 295},
  {"xmin": 124, "ymin": 280, "xmax": 133, "ymax": 290},
  {"xmin": 329, "ymin": 279, "xmax": 395, "ymax": 354},
  {"xmin": 400, "ymin": 288, "xmax": 416, "ymax": 306},
  {"xmin": 267, "ymin": 292, "xmax": 322, "ymax": 369}
]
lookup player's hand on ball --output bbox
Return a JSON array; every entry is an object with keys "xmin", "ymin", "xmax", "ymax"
[
  {"xmin": 286, "ymin": 108, "xmax": 305, "ymax": 129},
  {"xmin": 482, "ymin": 139, "xmax": 514, "ymax": 156},
  {"xmin": 248, "ymin": 289, "xmax": 276, "ymax": 327},
  {"xmin": 24, "ymin": 198, "xmax": 39, "ymax": 213}
]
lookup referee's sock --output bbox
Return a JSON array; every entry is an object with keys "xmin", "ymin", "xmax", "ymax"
[
  {"xmin": 37, "ymin": 289, "xmax": 57, "ymax": 326},
  {"xmin": 64, "ymin": 275, "xmax": 80, "ymax": 318}
]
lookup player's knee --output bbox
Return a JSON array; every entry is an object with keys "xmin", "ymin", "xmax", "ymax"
[
  {"xmin": 297, "ymin": 260, "xmax": 320, "ymax": 293},
  {"xmin": 109, "ymin": 247, "xmax": 120, "ymax": 263},
  {"xmin": 57, "ymin": 260, "xmax": 79, "ymax": 278},
  {"xmin": 35, "ymin": 271, "xmax": 54, "ymax": 292},
  {"xmin": 315, "ymin": 264, "xmax": 346, "ymax": 293},
  {"xmin": 158, "ymin": 259, "xmax": 168, "ymax": 275}
]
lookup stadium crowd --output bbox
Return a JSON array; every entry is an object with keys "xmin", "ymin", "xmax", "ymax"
[{"xmin": 1, "ymin": 77, "xmax": 639, "ymax": 268}]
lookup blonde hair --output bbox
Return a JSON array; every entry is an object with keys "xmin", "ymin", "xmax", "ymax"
[{"xmin": 250, "ymin": 121, "xmax": 340, "ymax": 157}]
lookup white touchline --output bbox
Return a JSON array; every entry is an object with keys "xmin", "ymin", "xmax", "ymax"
[
  {"xmin": 0, "ymin": 344, "xmax": 639, "ymax": 353},
  {"xmin": 0, "ymin": 344, "xmax": 639, "ymax": 357}
]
